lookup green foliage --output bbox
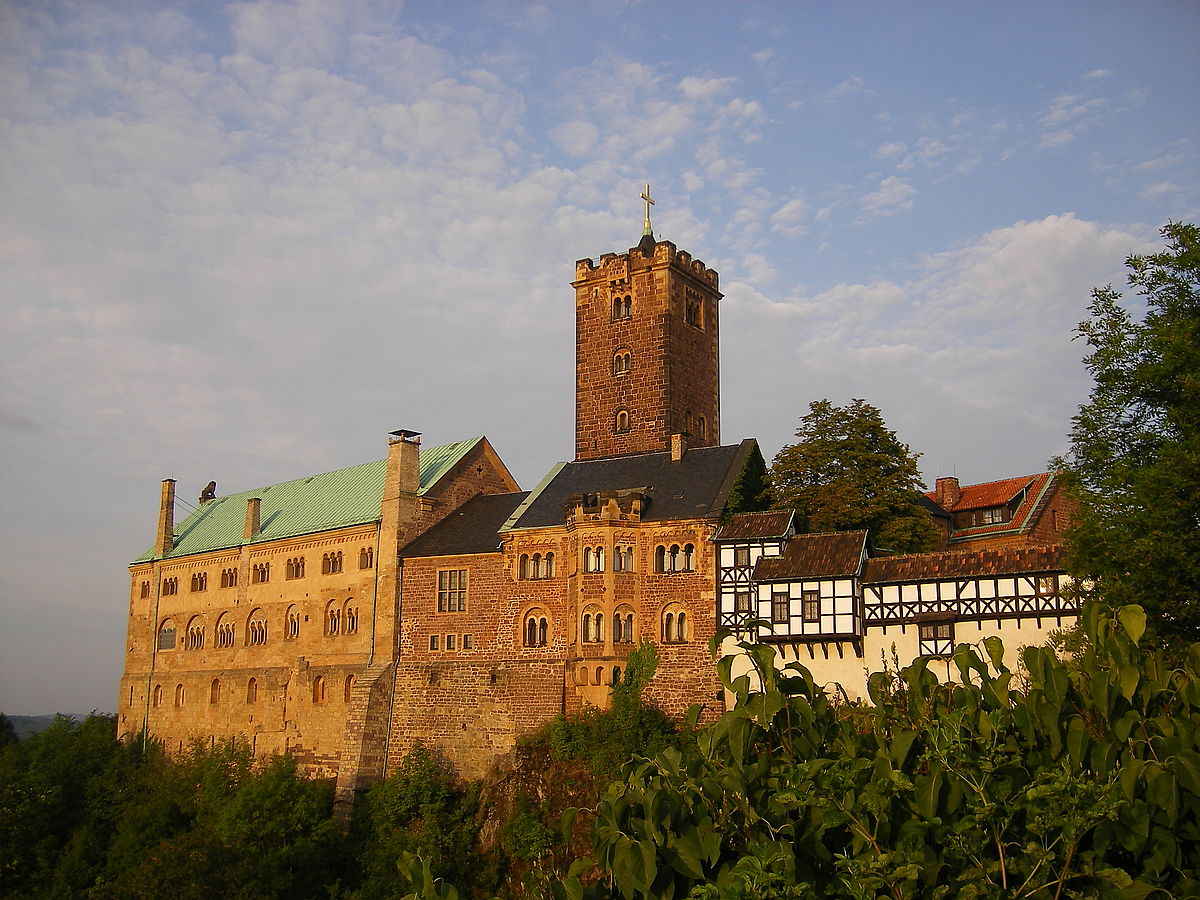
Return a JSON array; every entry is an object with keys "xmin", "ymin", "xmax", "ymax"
[
  {"xmin": 1058, "ymin": 221, "xmax": 1200, "ymax": 646},
  {"xmin": 566, "ymin": 605, "xmax": 1200, "ymax": 899},
  {"xmin": 0, "ymin": 713, "xmax": 16, "ymax": 747},
  {"xmin": 723, "ymin": 443, "xmax": 773, "ymax": 519},
  {"xmin": 769, "ymin": 398, "xmax": 938, "ymax": 553}
]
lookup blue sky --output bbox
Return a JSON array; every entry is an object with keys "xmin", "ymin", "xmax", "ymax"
[{"xmin": 1, "ymin": 0, "xmax": 1196, "ymax": 714}]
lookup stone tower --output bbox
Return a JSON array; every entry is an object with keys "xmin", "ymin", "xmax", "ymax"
[{"xmin": 572, "ymin": 191, "xmax": 721, "ymax": 461}]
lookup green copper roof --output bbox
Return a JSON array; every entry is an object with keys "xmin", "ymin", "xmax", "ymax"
[{"xmin": 132, "ymin": 437, "xmax": 483, "ymax": 563}]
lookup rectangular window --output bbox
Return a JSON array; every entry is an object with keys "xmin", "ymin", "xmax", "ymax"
[
  {"xmin": 802, "ymin": 591, "xmax": 820, "ymax": 623},
  {"xmin": 771, "ymin": 591, "xmax": 789, "ymax": 624},
  {"xmin": 734, "ymin": 592, "xmax": 752, "ymax": 612},
  {"xmin": 462, "ymin": 634, "xmax": 473, "ymax": 649},
  {"xmin": 734, "ymin": 546, "xmax": 750, "ymax": 568},
  {"xmin": 429, "ymin": 634, "xmax": 439, "ymax": 651},
  {"xmin": 437, "ymin": 569, "xmax": 467, "ymax": 612},
  {"xmin": 918, "ymin": 622, "xmax": 954, "ymax": 657},
  {"xmin": 446, "ymin": 634, "xmax": 456, "ymax": 650}
]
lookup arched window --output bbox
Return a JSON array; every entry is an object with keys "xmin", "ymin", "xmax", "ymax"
[
  {"xmin": 654, "ymin": 546, "xmax": 666, "ymax": 573},
  {"xmin": 345, "ymin": 602, "xmax": 359, "ymax": 634},
  {"xmin": 153, "ymin": 684, "xmax": 163, "ymax": 707},
  {"xmin": 595, "ymin": 613, "xmax": 605, "ymax": 642},
  {"xmin": 344, "ymin": 675, "xmax": 356, "ymax": 703},
  {"xmin": 615, "ymin": 410, "xmax": 630, "ymax": 433},
  {"xmin": 210, "ymin": 679, "xmax": 220, "ymax": 705},
  {"xmin": 220, "ymin": 568, "xmax": 237, "ymax": 588},
  {"xmin": 583, "ymin": 547, "xmax": 593, "ymax": 573},
  {"xmin": 246, "ymin": 609, "xmax": 267, "ymax": 646},
  {"xmin": 578, "ymin": 666, "xmax": 589, "ymax": 685},
  {"xmin": 161, "ymin": 577, "xmax": 178, "ymax": 596},
  {"xmin": 676, "ymin": 612, "xmax": 688, "ymax": 642},
  {"xmin": 662, "ymin": 604, "xmax": 689, "ymax": 643},
  {"xmin": 623, "ymin": 547, "xmax": 635, "ymax": 572},
  {"xmin": 613, "ymin": 614, "xmax": 623, "ymax": 644},
  {"xmin": 158, "ymin": 618, "xmax": 177, "ymax": 651},
  {"xmin": 174, "ymin": 684, "xmax": 185, "ymax": 707},
  {"xmin": 582, "ymin": 613, "xmax": 593, "ymax": 643},
  {"xmin": 190, "ymin": 572, "xmax": 207, "ymax": 592},
  {"xmin": 532, "ymin": 553, "xmax": 543, "ymax": 578},
  {"xmin": 525, "ymin": 616, "xmax": 538, "ymax": 647},
  {"xmin": 285, "ymin": 606, "xmax": 300, "ymax": 640},
  {"xmin": 595, "ymin": 666, "xmax": 604, "ymax": 685},
  {"xmin": 623, "ymin": 613, "xmax": 634, "ymax": 643},
  {"xmin": 545, "ymin": 553, "xmax": 555, "ymax": 578},
  {"xmin": 246, "ymin": 678, "xmax": 258, "ymax": 704},
  {"xmin": 139, "ymin": 580, "xmax": 150, "ymax": 598},
  {"xmin": 359, "ymin": 547, "xmax": 374, "ymax": 569},
  {"xmin": 286, "ymin": 557, "xmax": 305, "ymax": 579},
  {"xmin": 664, "ymin": 612, "xmax": 674, "ymax": 642},
  {"xmin": 322, "ymin": 551, "xmax": 343, "ymax": 575},
  {"xmin": 683, "ymin": 543, "xmax": 695, "ymax": 571},
  {"xmin": 624, "ymin": 296, "xmax": 632, "ymax": 317},
  {"xmin": 252, "ymin": 562, "xmax": 269, "ymax": 584},
  {"xmin": 697, "ymin": 416, "xmax": 707, "ymax": 440},
  {"xmin": 312, "ymin": 676, "xmax": 325, "ymax": 703},
  {"xmin": 186, "ymin": 616, "xmax": 204, "ymax": 650},
  {"xmin": 612, "ymin": 351, "xmax": 631, "ymax": 375},
  {"xmin": 538, "ymin": 617, "xmax": 548, "ymax": 645},
  {"xmin": 668, "ymin": 544, "xmax": 681, "ymax": 572},
  {"xmin": 326, "ymin": 601, "xmax": 341, "ymax": 636},
  {"xmin": 612, "ymin": 297, "xmax": 622, "ymax": 320},
  {"xmin": 519, "ymin": 554, "xmax": 530, "ymax": 579}
]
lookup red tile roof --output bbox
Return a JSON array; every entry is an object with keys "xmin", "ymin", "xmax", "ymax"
[
  {"xmin": 929, "ymin": 473, "xmax": 1049, "ymax": 512},
  {"xmin": 753, "ymin": 531, "xmax": 867, "ymax": 581},
  {"xmin": 864, "ymin": 544, "xmax": 1065, "ymax": 583},
  {"xmin": 712, "ymin": 509, "xmax": 795, "ymax": 541}
]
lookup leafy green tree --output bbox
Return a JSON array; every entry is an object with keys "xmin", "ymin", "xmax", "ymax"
[
  {"xmin": 769, "ymin": 399, "xmax": 938, "ymax": 553},
  {"xmin": 1058, "ymin": 222, "xmax": 1200, "ymax": 645}
]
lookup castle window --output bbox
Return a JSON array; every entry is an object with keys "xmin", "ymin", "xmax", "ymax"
[
  {"xmin": 246, "ymin": 609, "xmax": 267, "ymax": 646},
  {"xmin": 190, "ymin": 572, "xmax": 207, "ymax": 592},
  {"xmin": 446, "ymin": 634, "xmax": 457, "ymax": 650},
  {"xmin": 312, "ymin": 676, "xmax": 325, "ymax": 703},
  {"xmin": 344, "ymin": 675, "xmax": 355, "ymax": 703},
  {"xmin": 326, "ymin": 601, "xmax": 341, "ymax": 636},
  {"xmin": 140, "ymin": 581, "xmax": 150, "ymax": 598},
  {"xmin": 545, "ymin": 553, "xmax": 555, "ymax": 578},
  {"xmin": 345, "ymin": 602, "xmax": 359, "ymax": 634},
  {"xmin": 322, "ymin": 551, "xmax": 343, "ymax": 575},
  {"xmin": 162, "ymin": 577, "xmax": 178, "ymax": 596},
  {"xmin": 614, "ymin": 546, "xmax": 635, "ymax": 572},
  {"xmin": 186, "ymin": 617, "xmax": 205, "ymax": 650},
  {"xmin": 918, "ymin": 621, "xmax": 954, "ymax": 658},
  {"xmin": 614, "ymin": 608, "xmax": 634, "ymax": 644},
  {"xmin": 654, "ymin": 546, "xmax": 667, "ymax": 572},
  {"xmin": 286, "ymin": 557, "xmax": 305, "ymax": 580},
  {"xmin": 210, "ymin": 679, "xmax": 220, "ymax": 705},
  {"xmin": 216, "ymin": 614, "xmax": 235, "ymax": 648},
  {"xmin": 595, "ymin": 665, "xmax": 604, "ymax": 685},
  {"xmin": 429, "ymin": 634, "xmax": 439, "ymax": 651},
  {"xmin": 157, "ymin": 618, "xmax": 177, "ymax": 651},
  {"xmin": 583, "ymin": 546, "xmax": 605, "ymax": 573},
  {"xmin": 735, "ymin": 592, "xmax": 752, "ymax": 613},
  {"xmin": 686, "ymin": 299, "xmax": 702, "ymax": 328},
  {"xmin": 523, "ymin": 611, "xmax": 549, "ymax": 647},
  {"xmin": 252, "ymin": 562, "xmax": 270, "ymax": 584},
  {"xmin": 578, "ymin": 666, "xmax": 589, "ymax": 685},
  {"xmin": 437, "ymin": 569, "xmax": 467, "ymax": 612},
  {"xmin": 285, "ymin": 606, "xmax": 300, "ymax": 640},
  {"xmin": 612, "ymin": 351, "xmax": 631, "ymax": 375},
  {"xmin": 802, "ymin": 591, "xmax": 820, "ymax": 623},
  {"xmin": 734, "ymin": 547, "xmax": 750, "ymax": 568},
  {"xmin": 683, "ymin": 543, "xmax": 695, "ymax": 571},
  {"xmin": 612, "ymin": 294, "xmax": 632, "ymax": 320},
  {"xmin": 246, "ymin": 678, "xmax": 258, "ymax": 704},
  {"xmin": 772, "ymin": 592, "xmax": 789, "ymax": 625},
  {"xmin": 614, "ymin": 409, "xmax": 630, "ymax": 433},
  {"xmin": 220, "ymin": 568, "xmax": 238, "ymax": 588},
  {"xmin": 662, "ymin": 604, "xmax": 689, "ymax": 643},
  {"xmin": 153, "ymin": 684, "xmax": 163, "ymax": 707},
  {"xmin": 697, "ymin": 416, "xmax": 707, "ymax": 440},
  {"xmin": 582, "ymin": 610, "xmax": 604, "ymax": 643},
  {"xmin": 359, "ymin": 547, "xmax": 374, "ymax": 569},
  {"xmin": 532, "ymin": 553, "xmax": 542, "ymax": 578},
  {"xmin": 174, "ymin": 684, "xmax": 185, "ymax": 707},
  {"xmin": 463, "ymin": 634, "xmax": 473, "ymax": 649},
  {"xmin": 519, "ymin": 554, "xmax": 530, "ymax": 579}
]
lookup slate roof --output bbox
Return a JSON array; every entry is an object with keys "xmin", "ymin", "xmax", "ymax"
[
  {"xmin": 400, "ymin": 492, "xmax": 530, "ymax": 558},
  {"xmin": 132, "ymin": 437, "xmax": 485, "ymax": 563},
  {"xmin": 712, "ymin": 509, "xmax": 796, "ymax": 542},
  {"xmin": 501, "ymin": 440, "xmax": 757, "ymax": 531},
  {"xmin": 863, "ymin": 544, "xmax": 1065, "ymax": 583},
  {"xmin": 753, "ymin": 531, "xmax": 868, "ymax": 581}
]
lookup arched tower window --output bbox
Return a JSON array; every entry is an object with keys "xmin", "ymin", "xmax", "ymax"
[{"xmin": 614, "ymin": 410, "xmax": 630, "ymax": 433}]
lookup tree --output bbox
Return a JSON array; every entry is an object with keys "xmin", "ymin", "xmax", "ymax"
[
  {"xmin": 769, "ymin": 399, "xmax": 938, "ymax": 553},
  {"xmin": 1059, "ymin": 222, "xmax": 1200, "ymax": 645}
]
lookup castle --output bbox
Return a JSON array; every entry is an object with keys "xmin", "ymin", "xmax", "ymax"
[{"xmin": 119, "ymin": 198, "xmax": 1078, "ymax": 799}]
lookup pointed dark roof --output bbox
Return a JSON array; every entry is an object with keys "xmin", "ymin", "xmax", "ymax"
[
  {"xmin": 863, "ymin": 544, "xmax": 1065, "ymax": 583},
  {"xmin": 502, "ymin": 440, "xmax": 758, "ymax": 531},
  {"xmin": 753, "ymin": 531, "xmax": 868, "ymax": 581},
  {"xmin": 400, "ymin": 492, "xmax": 530, "ymax": 558},
  {"xmin": 712, "ymin": 509, "xmax": 796, "ymax": 541}
]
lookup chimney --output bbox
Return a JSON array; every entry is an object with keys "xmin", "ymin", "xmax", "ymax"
[
  {"xmin": 155, "ymin": 479, "xmax": 176, "ymax": 558},
  {"xmin": 387, "ymin": 429, "xmax": 422, "ymax": 496},
  {"xmin": 935, "ymin": 476, "xmax": 961, "ymax": 509},
  {"xmin": 244, "ymin": 497, "xmax": 261, "ymax": 540},
  {"xmin": 670, "ymin": 432, "xmax": 688, "ymax": 462}
]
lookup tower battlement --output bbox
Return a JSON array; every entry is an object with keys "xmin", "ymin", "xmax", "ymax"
[{"xmin": 574, "ymin": 240, "xmax": 719, "ymax": 289}]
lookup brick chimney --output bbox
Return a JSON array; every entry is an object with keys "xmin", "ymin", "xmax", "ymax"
[
  {"xmin": 155, "ymin": 479, "xmax": 176, "ymax": 558},
  {"xmin": 934, "ymin": 476, "xmax": 961, "ymax": 509},
  {"xmin": 670, "ymin": 432, "xmax": 688, "ymax": 462},
  {"xmin": 244, "ymin": 497, "xmax": 261, "ymax": 540}
]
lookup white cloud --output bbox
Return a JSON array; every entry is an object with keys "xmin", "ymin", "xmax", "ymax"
[
  {"xmin": 823, "ymin": 75, "xmax": 870, "ymax": 103},
  {"xmin": 858, "ymin": 176, "xmax": 916, "ymax": 218},
  {"xmin": 769, "ymin": 196, "xmax": 810, "ymax": 236},
  {"xmin": 1084, "ymin": 68, "xmax": 1114, "ymax": 80}
]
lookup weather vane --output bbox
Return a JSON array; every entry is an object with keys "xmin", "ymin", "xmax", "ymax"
[{"xmin": 641, "ymin": 183, "xmax": 654, "ymax": 236}]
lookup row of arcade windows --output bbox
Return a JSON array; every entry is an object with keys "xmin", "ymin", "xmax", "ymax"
[
  {"xmin": 158, "ymin": 600, "xmax": 359, "ymax": 651},
  {"xmin": 150, "ymin": 674, "xmax": 357, "ymax": 708},
  {"xmin": 578, "ymin": 665, "xmax": 623, "ymax": 685},
  {"xmin": 654, "ymin": 544, "xmax": 695, "ymax": 573},
  {"xmin": 429, "ymin": 633, "xmax": 474, "ymax": 651},
  {"xmin": 152, "ymin": 548, "xmax": 375, "ymax": 593},
  {"xmin": 518, "ymin": 553, "xmax": 555, "ymax": 580}
]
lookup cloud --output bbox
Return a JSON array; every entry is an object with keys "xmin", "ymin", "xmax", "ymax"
[
  {"xmin": 823, "ymin": 75, "xmax": 871, "ymax": 103},
  {"xmin": 1084, "ymin": 68, "xmax": 1114, "ymax": 80},
  {"xmin": 858, "ymin": 176, "xmax": 916, "ymax": 218},
  {"xmin": 1037, "ymin": 93, "xmax": 1110, "ymax": 149},
  {"xmin": 769, "ymin": 196, "xmax": 810, "ymax": 236}
]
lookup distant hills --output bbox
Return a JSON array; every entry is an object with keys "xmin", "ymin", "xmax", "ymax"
[{"xmin": 4, "ymin": 713, "xmax": 108, "ymax": 741}]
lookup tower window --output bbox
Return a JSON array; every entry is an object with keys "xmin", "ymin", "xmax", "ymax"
[
  {"xmin": 612, "ymin": 351, "xmax": 631, "ymax": 375},
  {"xmin": 614, "ymin": 410, "xmax": 630, "ymax": 433},
  {"xmin": 611, "ymin": 294, "xmax": 632, "ymax": 320}
]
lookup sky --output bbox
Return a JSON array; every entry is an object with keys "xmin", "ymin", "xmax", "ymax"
[{"xmin": 1, "ymin": 0, "xmax": 1197, "ymax": 715}]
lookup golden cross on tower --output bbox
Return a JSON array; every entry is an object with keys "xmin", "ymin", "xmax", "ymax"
[{"xmin": 640, "ymin": 183, "xmax": 654, "ymax": 236}]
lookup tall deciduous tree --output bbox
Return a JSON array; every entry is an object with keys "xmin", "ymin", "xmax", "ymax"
[
  {"xmin": 769, "ymin": 399, "xmax": 938, "ymax": 553},
  {"xmin": 1059, "ymin": 221, "xmax": 1200, "ymax": 645}
]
